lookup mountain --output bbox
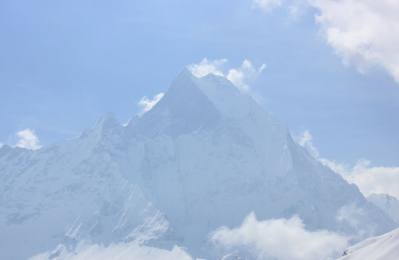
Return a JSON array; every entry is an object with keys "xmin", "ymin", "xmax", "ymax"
[
  {"xmin": 339, "ymin": 228, "xmax": 399, "ymax": 260},
  {"xmin": 368, "ymin": 194, "xmax": 399, "ymax": 224},
  {"xmin": 0, "ymin": 70, "xmax": 396, "ymax": 259}
]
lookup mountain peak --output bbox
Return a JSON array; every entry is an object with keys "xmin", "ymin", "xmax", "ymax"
[
  {"xmin": 175, "ymin": 67, "xmax": 196, "ymax": 81},
  {"xmin": 127, "ymin": 68, "xmax": 277, "ymax": 137},
  {"xmin": 165, "ymin": 69, "xmax": 261, "ymax": 119},
  {"xmin": 170, "ymin": 68, "xmax": 238, "ymax": 97},
  {"xmin": 128, "ymin": 69, "xmax": 221, "ymax": 137}
]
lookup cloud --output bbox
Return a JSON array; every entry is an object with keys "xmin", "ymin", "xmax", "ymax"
[
  {"xmin": 137, "ymin": 92, "xmax": 165, "ymax": 115},
  {"xmin": 226, "ymin": 59, "xmax": 266, "ymax": 92},
  {"xmin": 15, "ymin": 129, "xmax": 42, "ymax": 150},
  {"xmin": 296, "ymin": 130, "xmax": 399, "ymax": 199},
  {"xmin": 30, "ymin": 242, "xmax": 193, "ymax": 260},
  {"xmin": 253, "ymin": 0, "xmax": 283, "ymax": 12},
  {"xmin": 211, "ymin": 212, "xmax": 348, "ymax": 260},
  {"xmin": 252, "ymin": 0, "xmax": 399, "ymax": 84},
  {"xmin": 285, "ymin": 0, "xmax": 311, "ymax": 20},
  {"xmin": 297, "ymin": 130, "xmax": 319, "ymax": 158},
  {"xmin": 310, "ymin": 0, "xmax": 399, "ymax": 83},
  {"xmin": 187, "ymin": 58, "xmax": 227, "ymax": 78},
  {"xmin": 322, "ymin": 159, "xmax": 399, "ymax": 199},
  {"xmin": 188, "ymin": 58, "xmax": 266, "ymax": 92},
  {"xmin": 336, "ymin": 203, "xmax": 377, "ymax": 239}
]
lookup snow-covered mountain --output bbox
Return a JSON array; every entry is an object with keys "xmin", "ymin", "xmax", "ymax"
[
  {"xmin": 0, "ymin": 70, "xmax": 396, "ymax": 259},
  {"xmin": 368, "ymin": 194, "xmax": 399, "ymax": 224},
  {"xmin": 339, "ymin": 228, "xmax": 399, "ymax": 260}
]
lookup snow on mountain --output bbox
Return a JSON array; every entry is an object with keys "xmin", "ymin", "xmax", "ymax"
[
  {"xmin": 0, "ymin": 69, "xmax": 396, "ymax": 259},
  {"xmin": 0, "ymin": 119, "xmax": 166, "ymax": 259},
  {"xmin": 339, "ymin": 228, "xmax": 399, "ymax": 260},
  {"xmin": 368, "ymin": 194, "xmax": 399, "ymax": 224}
]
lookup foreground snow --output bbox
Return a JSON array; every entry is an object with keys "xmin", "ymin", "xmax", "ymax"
[{"xmin": 339, "ymin": 228, "xmax": 399, "ymax": 260}]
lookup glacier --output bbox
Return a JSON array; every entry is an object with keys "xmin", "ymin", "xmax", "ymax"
[{"xmin": 0, "ymin": 69, "xmax": 396, "ymax": 259}]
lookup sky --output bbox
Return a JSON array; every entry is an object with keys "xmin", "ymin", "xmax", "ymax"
[{"xmin": 1, "ymin": 0, "xmax": 398, "ymax": 168}]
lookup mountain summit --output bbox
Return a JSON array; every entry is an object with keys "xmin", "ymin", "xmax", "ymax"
[{"xmin": 0, "ymin": 70, "xmax": 396, "ymax": 259}]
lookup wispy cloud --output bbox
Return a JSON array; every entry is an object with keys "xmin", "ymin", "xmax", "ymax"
[
  {"xmin": 297, "ymin": 130, "xmax": 319, "ymax": 158},
  {"xmin": 297, "ymin": 130, "xmax": 399, "ymax": 199},
  {"xmin": 211, "ymin": 212, "xmax": 348, "ymax": 260},
  {"xmin": 15, "ymin": 129, "xmax": 42, "ymax": 150},
  {"xmin": 137, "ymin": 92, "xmax": 165, "ymax": 115},
  {"xmin": 336, "ymin": 203, "xmax": 377, "ymax": 239},
  {"xmin": 188, "ymin": 58, "xmax": 266, "ymax": 92}
]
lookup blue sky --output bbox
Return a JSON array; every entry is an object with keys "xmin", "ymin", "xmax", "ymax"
[{"xmin": 1, "ymin": 0, "xmax": 398, "ymax": 167}]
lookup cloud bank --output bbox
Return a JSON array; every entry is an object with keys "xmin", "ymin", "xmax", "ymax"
[
  {"xmin": 211, "ymin": 212, "xmax": 348, "ymax": 260},
  {"xmin": 297, "ymin": 130, "xmax": 399, "ymax": 199},
  {"xmin": 188, "ymin": 58, "xmax": 266, "ymax": 92},
  {"xmin": 15, "ymin": 129, "xmax": 42, "ymax": 150},
  {"xmin": 322, "ymin": 159, "xmax": 399, "ymax": 199}
]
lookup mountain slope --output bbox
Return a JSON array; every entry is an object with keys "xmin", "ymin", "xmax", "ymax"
[
  {"xmin": 339, "ymin": 228, "xmax": 399, "ymax": 260},
  {"xmin": 0, "ymin": 70, "xmax": 396, "ymax": 259},
  {"xmin": 368, "ymin": 193, "xmax": 399, "ymax": 224},
  {"xmin": 0, "ymin": 119, "xmax": 166, "ymax": 259}
]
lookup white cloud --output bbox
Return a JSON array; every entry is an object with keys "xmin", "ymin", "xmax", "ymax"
[
  {"xmin": 253, "ymin": 0, "xmax": 284, "ymax": 12},
  {"xmin": 30, "ymin": 242, "xmax": 193, "ymax": 260},
  {"xmin": 15, "ymin": 129, "xmax": 42, "ymax": 150},
  {"xmin": 226, "ymin": 59, "xmax": 266, "ymax": 92},
  {"xmin": 310, "ymin": 0, "xmax": 399, "ymax": 83},
  {"xmin": 297, "ymin": 130, "xmax": 319, "ymax": 157},
  {"xmin": 211, "ymin": 212, "xmax": 348, "ymax": 260},
  {"xmin": 187, "ymin": 58, "xmax": 227, "ymax": 78},
  {"xmin": 138, "ymin": 92, "xmax": 165, "ymax": 115},
  {"xmin": 322, "ymin": 159, "xmax": 399, "ymax": 199},
  {"xmin": 188, "ymin": 58, "xmax": 266, "ymax": 92},
  {"xmin": 296, "ymin": 130, "xmax": 399, "ymax": 199},
  {"xmin": 252, "ymin": 0, "xmax": 399, "ymax": 83}
]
